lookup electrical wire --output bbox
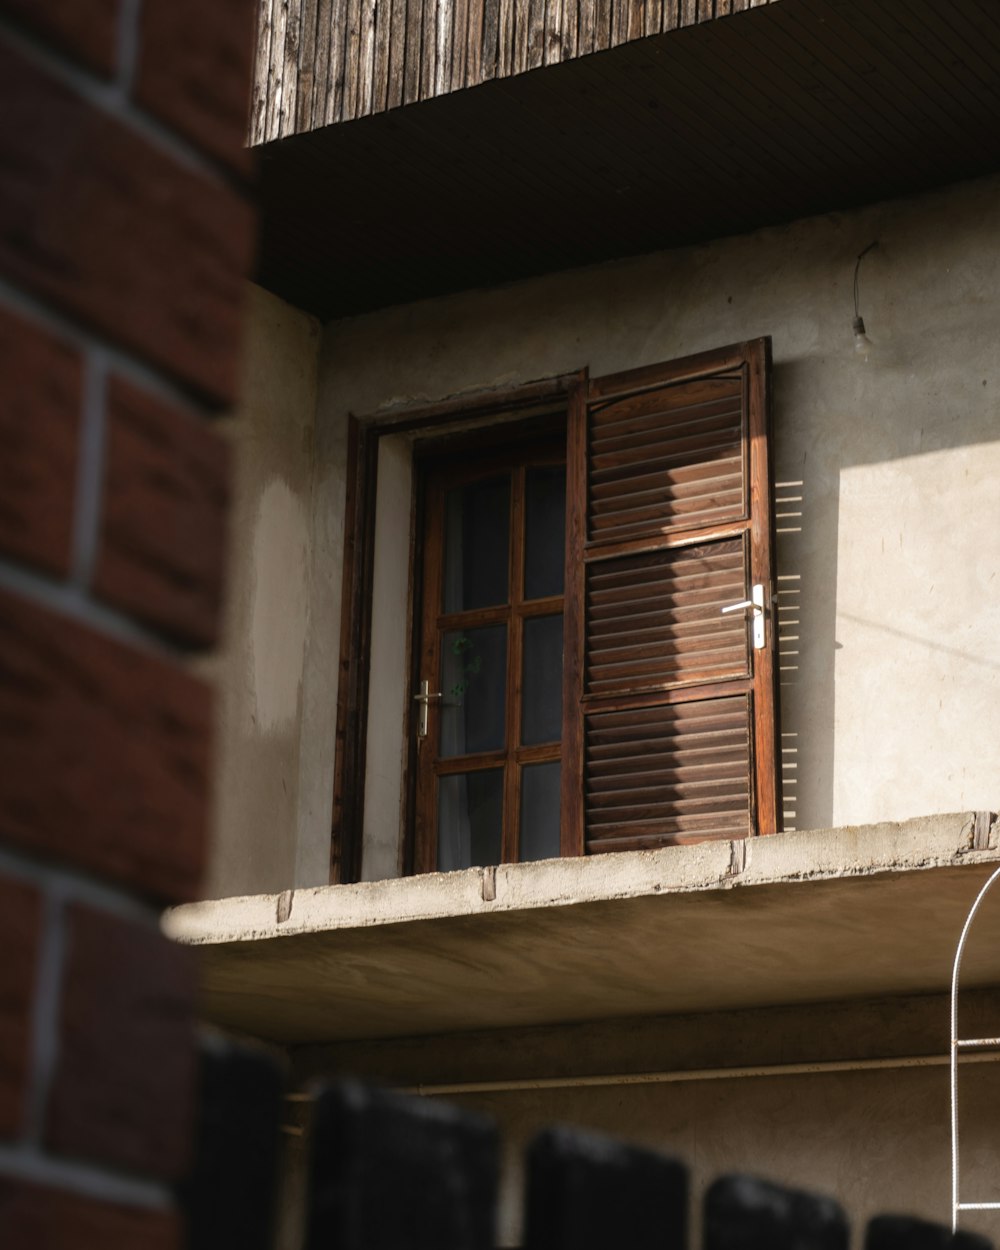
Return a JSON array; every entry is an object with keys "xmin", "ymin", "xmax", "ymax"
[{"xmin": 854, "ymin": 240, "xmax": 879, "ymax": 320}]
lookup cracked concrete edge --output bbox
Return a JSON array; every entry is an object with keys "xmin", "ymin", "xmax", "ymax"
[{"xmin": 164, "ymin": 811, "xmax": 1000, "ymax": 947}]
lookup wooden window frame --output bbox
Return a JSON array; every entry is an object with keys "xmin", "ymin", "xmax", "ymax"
[
  {"xmin": 412, "ymin": 436, "xmax": 567, "ymax": 874},
  {"xmin": 330, "ymin": 374, "xmax": 581, "ymax": 884}
]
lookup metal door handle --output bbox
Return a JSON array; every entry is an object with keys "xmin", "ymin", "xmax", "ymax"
[
  {"xmin": 721, "ymin": 583, "xmax": 766, "ymax": 650},
  {"xmin": 414, "ymin": 680, "xmax": 442, "ymax": 738}
]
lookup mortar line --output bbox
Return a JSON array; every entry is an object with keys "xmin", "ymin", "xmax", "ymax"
[
  {"xmin": 71, "ymin": 348, "xmax": 110, "ymax": 591},
  {"xmin": 0, "ymin": 846, "xmax": 163, "ymax": 931},
  {"xmin": 0, "ymin": 15, "xmax": 251, "ymax": 191},
  {"xmin": 116, "ymin": 0, "xmax": 143, "ymax": 95},
  {"xmin": 0, "ymin": 273, "xmax": 223, "ymax": 419},
  {"xmin": 0, "ymin": 559, "xmax": 182, "ymax": 659},
  {"xmin": 0, "ymin": 1143, "xmax": 174, "ymax": 1211},
  {"xmin": 22, "ymin": 885, "xmax": 69, "ymax": 1147}
]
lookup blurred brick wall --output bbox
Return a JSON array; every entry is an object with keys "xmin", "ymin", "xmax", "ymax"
[{"xmin": 0, "ymin": 1, "xmax": 257, "ymax": 1243}]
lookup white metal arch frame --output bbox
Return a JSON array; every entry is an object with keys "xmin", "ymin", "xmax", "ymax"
[{"xmin": 951, "ymin": 862, "xmax": 1000, "ymax": 1232}]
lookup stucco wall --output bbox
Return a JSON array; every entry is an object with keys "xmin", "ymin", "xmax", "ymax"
[
  {"xmin": 274, "ymin": 1063, "xmax": 1000, "ymax": 1248},
  {"xmin": 209, "ymin": 174, "xmax": 1000, "ymax": 898},
  {"xmin": 282, "ymin": 988, "xmax": 1000, "ymax": 1248},
  {"xmin": 203, "ymin": 285, "xmax": 339, "ymax": 898},
  {"xmin": 447, "ymin": 1062, "xmax": 1000, "ymax": 1247}
]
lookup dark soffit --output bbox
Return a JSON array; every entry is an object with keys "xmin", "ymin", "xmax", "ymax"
[{"xmin": 255, "ymin": 0, "xmax": 1000, "ymax": 321}]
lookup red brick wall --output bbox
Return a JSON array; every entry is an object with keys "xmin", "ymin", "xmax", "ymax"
[{"xmin": 0, "ymin": 0, "xmax": 257, "ymax": 1239}]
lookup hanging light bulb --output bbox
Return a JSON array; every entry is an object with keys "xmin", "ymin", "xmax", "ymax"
[
  {"xmin": 852, "ymin": 314, "xmax": 874, "ymax": 359},
  {"xmin": 851, "ymin": 241, "xmax": 878, "ymax": 361}
]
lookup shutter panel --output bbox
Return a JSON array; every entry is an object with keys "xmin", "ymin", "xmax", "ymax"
[{"xmin": 560, "ymin": 340, "xmax": 780, "ymax": 857}]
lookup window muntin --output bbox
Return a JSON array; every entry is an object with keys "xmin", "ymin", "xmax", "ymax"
[{"xmin": 415, "ymin": 447, "xmax": 566, "ymax": 872}]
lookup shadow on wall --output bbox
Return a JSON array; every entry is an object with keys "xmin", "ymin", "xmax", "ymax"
[{"xmin": 774, "ymin": 480, "xmax": 803, "ymax": 832}]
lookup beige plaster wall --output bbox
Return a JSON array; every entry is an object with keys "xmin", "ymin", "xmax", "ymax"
[
  {"xmin": 320, "ymin": 172, "xmax": 1000, "ymax": 869},
  {"xmin": 361, "ymin": 435, "xmax": 414, "ymax": 882},
  {"xmin": 276, "ymin": 1066, "xmax": 1000, "ymax": 1248},
  {"xmin": 204, "ymin": 285, "xmax": 341, "ymax": 898},
  {"xmin": 448, "ymin": 1061, "xmax": 1000, "ymax": 1247}
]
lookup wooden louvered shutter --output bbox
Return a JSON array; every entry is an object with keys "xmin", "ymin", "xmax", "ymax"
[{"xmin": 560, "ymin": 339, "xmax": 780, "ymax": 856}]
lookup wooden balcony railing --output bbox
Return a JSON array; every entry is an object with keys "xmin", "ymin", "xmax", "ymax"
[{"xmin": 250, "ymin": 0, "xmax": 778, "ymax": 143}]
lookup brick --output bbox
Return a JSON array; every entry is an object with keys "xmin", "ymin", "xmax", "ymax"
[
  {"xmin": 136, "ymin": 0, "xmax": 258, "ymax": 177},
  {"xmin": 0, "ymin": 1179, "xmax": 180, "ymax": 1249},
  {"xmin": 0, "ymin": 44, "xmax": 255, "ymax": 407},
  {"xmin": 46, "ymin": 904, "xmax": 196, "ymax": 1179},
  {"xmin": 93, "ymin": 378, "xmax": 230, "ymax": 647},
  {"xmin": 0, "ymin": 589, "xmax": 210, "ymax": 902},
  {"xmin": 0, "ymin": 876, "xmax": 42, "ymax": 1139},
  {"xmin": 0, "ymin": 306, "xmax": 81, "ymax": 576},
  {"xmin": 0, "ymin": 0, "xmax": 120, "ymax": 77}
]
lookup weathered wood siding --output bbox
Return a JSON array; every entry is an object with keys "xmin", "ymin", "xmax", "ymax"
[{"xmin": 250, "ymin": 0, "xmax": 778, "ymax": 141}]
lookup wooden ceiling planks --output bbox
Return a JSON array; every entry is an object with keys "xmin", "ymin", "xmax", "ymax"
[
  {"xmin": 249, "ymin": 0, "xmax": 781, "ymax": 142},
  {"xmin": 255, "ymin": 0, "xmax": 1000, "ymax": 320}
]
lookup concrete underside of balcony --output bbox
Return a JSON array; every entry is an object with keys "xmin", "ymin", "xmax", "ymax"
[
  {"xmin": 167, "ymin": 811, "xmax": 1000, "ymax": 1047},
  {"xmin": 255, "ymin": 0, "xmax": 1000, "ymax": 319}
]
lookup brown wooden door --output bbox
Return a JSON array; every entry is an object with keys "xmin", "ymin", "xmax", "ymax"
[
  {"xmin": 414, "ymin": 441, "xmax": 567, "ymax": 873},
  {"xmin": 561, "ymin": 338, "xmax": 780, "ymax": 856}
]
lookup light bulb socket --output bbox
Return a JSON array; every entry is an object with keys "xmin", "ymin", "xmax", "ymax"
[{"xmin": 852, "ymin": 315, "xmax": 867, "ymax": 337}]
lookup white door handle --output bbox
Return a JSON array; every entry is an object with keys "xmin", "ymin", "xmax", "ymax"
[
  {"xmin": 414, "ymin": 680, "xmax": 443, "ymax": 738},
  {"xmin": 721, "ymin": 583, "xmax": 766, "ymax": 650}
]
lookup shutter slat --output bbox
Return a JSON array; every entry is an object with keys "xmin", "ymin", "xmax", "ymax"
[
  {"xmin": 587, "ymin": 661, "xmax": 747, "ymax": 695},
  {"xmin": 588, "ymin": 615, "xmax": 743, "ymax": 651},
  {"xmin": 588, "ymin": 634, "xmax": 747, "ymax": 671},
  {"xmin": 589, "ymin": 455, "xmax": 744, "ymax": 502},
  {"xmin": 587, "ymin": 731, "xmax": 748, "ymax": 758},
  {"xmin": 589, "ymin": 813, "xmax": 751, "ymax": 841},
  {"xmin": 590, "ymin": 490, "xmax": 745, "ymax": 538},
  {"xmin": 585, "ymin": 543, "xmax": 749, "ymax": 696},
  {"xmin": 587, "ymin": 724, "xmax": 747, "ymax": 752},
  {"xmin": 589, "ymin": 594, "xmax": 744, "ymax": 625},
  {"xmin": 587, "ymin": 827, "xmax": 744, "ymax": 852},
  {"xmin": 586, "ymin": 779, "xmax": 751, "ymax": 811},
  {"xmin": 592, "ymin": 481, "xmax": 744, "ymax": 520},
  {"xmin": 587, "ymin": 545, "xmax": 743, "ymax": 587},
  {"xmin": 591, "ymin": 437, "xmax": 743, "ymax": 483},
  {"xmin": 590, "ymin": 404, "xmax": 742, "ymax": 455},
  {"xmin": 585, "ymin": 427, "xmax": 740, "ymax": 470},
  {"xmin": 588, "ymin": 370, "xmax": 746, "ymax": 546},
  {"xmin": 586, "ymin": 698, "xmax": 747, "ymax": 733},
  {"xmin": 583, "ymin": 692, "xmax": 752, "ymax": 851},
  {"xmin": 588, "ymin": 585, "xmax": 746, "ymax": 620},
  {"xmin": 590, "ymin": 374, "xmax": 742, "ymax": 429},
  {"xmin": 587, "ymin": 754, "xmax": 749, "ymax": 783}
]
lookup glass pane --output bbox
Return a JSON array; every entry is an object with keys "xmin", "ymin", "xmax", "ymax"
[
  {"xmin": 524, "ymin": 465, "xmax": 566, "ymax": 600},
  {"xmin": 443, "ymin": 476, "xmax": 510, "ymax": 612},
  {"xmin": 521, "ymin": 614, "xmax": 563, "ymax": 746},
  {"xmin": 520, "ymin": 762, "xmax": 561, "ymax": 862},
  {"xmin": 440, "ymin": 625, "xmax": 507, "ymax": 757},
  {"xmin": 438, "ymin": 769, "xmax": 504, "ymax": 871}
]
